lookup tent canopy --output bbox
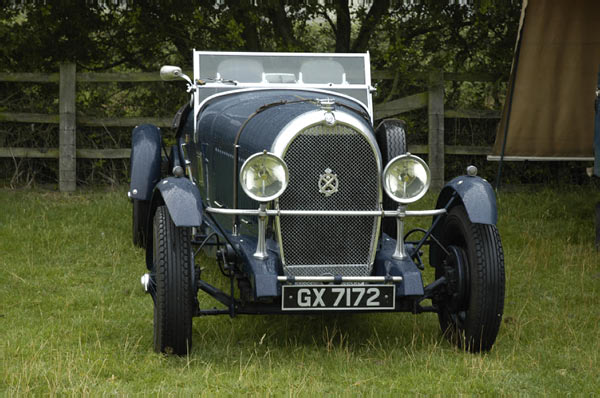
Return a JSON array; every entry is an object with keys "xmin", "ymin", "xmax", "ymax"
[{"xmin": 492, "ymin": 0, "xmax": 600, "ymax": 158}]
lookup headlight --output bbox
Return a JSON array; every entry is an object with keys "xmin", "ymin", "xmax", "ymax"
[
  {"xmin": 383, "ymin": 154, "xmax": 431, "ymax": 204},
  {"xmin": 240, "ymin": 152, "xmax": 289, "ymax": 202}
]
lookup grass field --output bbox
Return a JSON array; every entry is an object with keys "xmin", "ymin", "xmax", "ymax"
[{"xmin": 0, "ymin": 186, "xmax": 599, "ymax": 396}]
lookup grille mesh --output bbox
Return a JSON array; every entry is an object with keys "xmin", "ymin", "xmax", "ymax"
[{"xmin": 278, "ymin": 123, "xmax": 379, "ymax": 277}]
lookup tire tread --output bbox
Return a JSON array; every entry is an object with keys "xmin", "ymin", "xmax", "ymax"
[
  {"xmin": 437, "ymin": 205, "xmax": 505, "ymax": 352},
  {"xmin": 468, "ymin": 221, "xmax": 505, "ymax": 351},
  {"xmin": 376, "ymin": 119, "xmax": 407, "ymax": 238},
  {"xmin": 153, "ymin": 206, "xmax": 194, "ymax": 355}
]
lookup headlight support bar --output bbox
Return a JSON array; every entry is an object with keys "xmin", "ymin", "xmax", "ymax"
[
  {"xmin": 393, "ymin": 205, "xmax": 408, "ymax": 260},
  {"xmin": 206, "ymin": 207, "xmax": 446, "ymax": 217},
  {"xmin": 254, "ymin": 203, "xmax": 269, "ymax": 259},
  {"xmin": 208, "ymin": 206, "xmax": 445, "ymax": 264}
]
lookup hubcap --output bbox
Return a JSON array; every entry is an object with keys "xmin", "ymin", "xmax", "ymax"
[{"xmin": 435, "ymin": 245, "xmax": 470, "ymax": 326}]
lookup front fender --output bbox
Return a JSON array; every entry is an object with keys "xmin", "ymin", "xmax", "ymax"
[
  {"xmin": 155, "ymin": 177, "xmax": 203, "ymax": 227},
  {"xmin": 435, "ymin": 175, "xmax": 497, "ymax": 225},
  {"xmin": 145, "ymin": 177, "xmax": 204, "ymax": 270},
  {"xmin": 429, "ymin": 175, "xmax": 497, "ymax": 269}
]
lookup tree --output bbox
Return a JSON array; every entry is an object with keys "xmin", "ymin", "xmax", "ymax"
[
  {"xmin": 0, "ymin": 1, "xmax": 521, "ymax": 186},
  {"xmin": 1, "ymin": 2, "xmax": 520, "ymax": 73}
]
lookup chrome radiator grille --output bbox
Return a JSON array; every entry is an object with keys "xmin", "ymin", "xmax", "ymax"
[{"xmin": 277, "ymin": 123, "xmax": 380, "ymax": 277}]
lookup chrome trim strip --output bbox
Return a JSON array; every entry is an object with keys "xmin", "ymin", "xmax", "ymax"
[
  {"xmin": 206, "ymin": 206, "xmax": 446, "ymax": 217},
  {"xmin": 277, "ymin": 276, "xmax": 403, "ymax": 283}
]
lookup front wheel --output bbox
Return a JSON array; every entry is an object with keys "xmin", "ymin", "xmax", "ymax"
[
  {"xmin": 433, "ymin": 205, "xmax": 505, "ymax": 352},
  {"xmin": 132, "ymin": 199, "xmax": 149, "ymax": 247},
  {"xmin": 152, "ymin": 205, "xmax": 195, "ymax": 355}
]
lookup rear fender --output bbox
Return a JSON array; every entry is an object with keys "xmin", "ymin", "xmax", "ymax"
[
  {"xmin": 129, "ymin": 124, "xmax": 162, "ymax": 201},
  {"xmin": 145, "ymin": 177, "xmax": 204, "ymax": 270}
]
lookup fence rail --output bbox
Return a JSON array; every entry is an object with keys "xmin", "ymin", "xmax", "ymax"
[
  {"xmin": 0, "ymin": 145, "xmax": 494, "ymax": 159},
  {"xmin": 0, "ymin": 64, "xmax": 501, "ymax": 191}
]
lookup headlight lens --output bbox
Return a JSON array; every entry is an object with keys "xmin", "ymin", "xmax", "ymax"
[
  {"xmin": 240, "ymin": 152, "xmax": 289, "ymax": 202},
  {"xmin": 383, "ymin": 154, "xmax": 431, "ymax": 204}
]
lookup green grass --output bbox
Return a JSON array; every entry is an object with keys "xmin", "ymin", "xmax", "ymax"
[{"xmin": 1, "ymin": 186, "xmax": 599, "ymax": 396}]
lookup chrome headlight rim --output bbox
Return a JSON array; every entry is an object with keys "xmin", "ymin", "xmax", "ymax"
[
  {"xmin": 382, "ymin": 153, "xmax": 431, "ymax": 204},
  {"xmin": 239, "ymin": 151, "xmax": 289, "ymax": 203}
]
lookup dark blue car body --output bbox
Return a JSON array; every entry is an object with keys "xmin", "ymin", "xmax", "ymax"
[{"xmin": 129, "ymin": 52, "xmax": 505, "ymax": 355}]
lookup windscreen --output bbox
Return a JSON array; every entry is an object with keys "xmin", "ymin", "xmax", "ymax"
[
  {"xmin": 193, "ymin": 52, "xmax": 372, "ymax": 113},
  {"xmin": 198, "ymin": 54, "xmax": 366, "ymax": 85}
]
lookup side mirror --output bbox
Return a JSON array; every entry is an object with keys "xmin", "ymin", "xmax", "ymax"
[{"xmin": 160, "ymin": 65, "xmax": 184, "ymax": 81}]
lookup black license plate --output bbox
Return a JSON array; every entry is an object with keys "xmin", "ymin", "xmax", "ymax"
[{"xmin": 282, "ymin": 285, "xmax": 395, "ymax": 311}]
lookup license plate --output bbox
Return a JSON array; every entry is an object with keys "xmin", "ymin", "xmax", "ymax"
[{"xmin": 281, "ymin": 285, "xmax": 395, "ymax": 311}]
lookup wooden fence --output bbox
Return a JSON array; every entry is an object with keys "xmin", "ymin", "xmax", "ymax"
[{"xmin": 0, "ymin": 63, "xmax": 501, "ymax": 191}]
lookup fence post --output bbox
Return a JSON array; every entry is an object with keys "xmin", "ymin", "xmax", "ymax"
[
  {"xmin": 428, "ymin": 70, "xmax": 444, "ymax": 191},
  {"xmin": 59, "ymin": 63, "xmax": 76, "ymax": 192}
]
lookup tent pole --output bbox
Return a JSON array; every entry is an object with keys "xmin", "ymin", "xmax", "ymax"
[
  {"xmin": 495, "ymin": 2, "xmax": 527, "ymax": 191},
  {"xmin": 495, "ymin": 69, "xmax": 517, "ymax": 190},
  {"xmin": 594, "ymin": 64, "xmax": 600, "ymax": 177}
]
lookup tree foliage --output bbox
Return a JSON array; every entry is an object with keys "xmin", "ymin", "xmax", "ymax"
[
  {"xmin": 1, "ymin": 1, "xmax": 520, "ymax": 72},
  {"xmin": 0, "ymin": 1, "xmax": 521, "ymax": 186}
]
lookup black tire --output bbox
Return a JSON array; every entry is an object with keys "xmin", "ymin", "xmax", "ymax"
[
  {"xmin": 375, "ymin": 119, "xmax": 407, "ymax": 238},
  {"xmin": 152, "ymin": 205, "xmax": 195, "ymax": 355},
  {"xmin": 132, "ymin": 200, "xmax": 149, "ymax": 248},
  {"xmin": 434, "ymin": 205, "xmax": 505, "ymax": 352}
]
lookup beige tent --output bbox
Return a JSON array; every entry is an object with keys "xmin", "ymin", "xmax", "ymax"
[{"xmin": 492, "ymin": 0, "xmax": 600, "ymax": 161}]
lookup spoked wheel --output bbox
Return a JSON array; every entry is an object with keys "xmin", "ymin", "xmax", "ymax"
[
  {"xmin": 152, "ymin": 205, "xmax": 195, "ymax": 355},
  {"xmin": 433, "ymin": 205, "xmax": 505, "ymax": 352}
]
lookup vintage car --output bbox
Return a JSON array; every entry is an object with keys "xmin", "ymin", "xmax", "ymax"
[{"xmin": 129, "ymin": 51, "xmax": 505, "ymax": 355}]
